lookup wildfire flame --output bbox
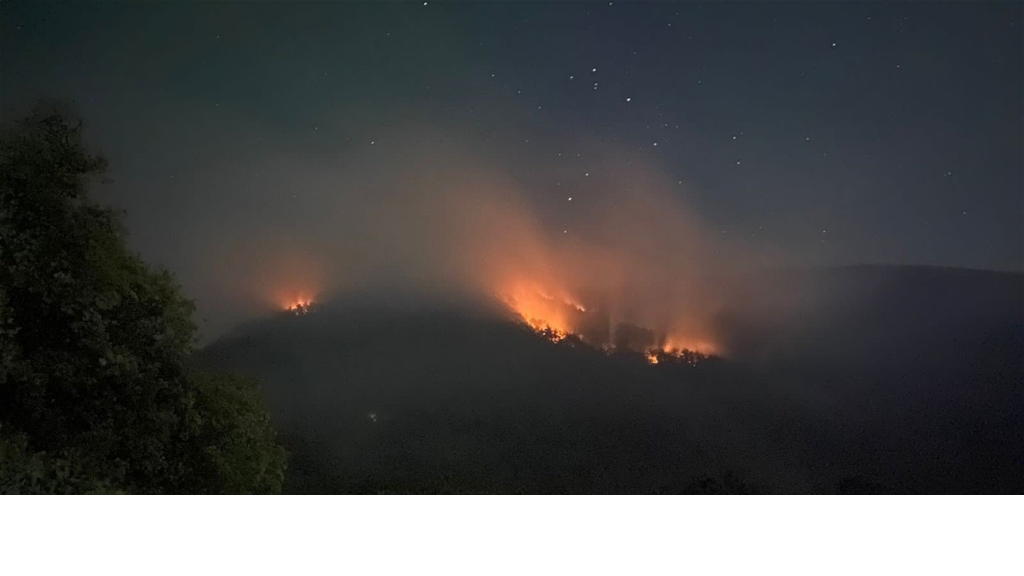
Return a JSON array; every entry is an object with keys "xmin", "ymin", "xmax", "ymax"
[
  {"xmin": 644, "ymin": 344, "xmax": 714, "ymax": 366},
  {"xmin": 501, "ymin": 281, "xmax": 583, "ymax": 337},
  {"xmin": 282, "ymin": 295, "xmax": 315, "ymax": 315},
  {"xmin": 500, "ymin": 281, "xmax": 718, "ymax": 365}
]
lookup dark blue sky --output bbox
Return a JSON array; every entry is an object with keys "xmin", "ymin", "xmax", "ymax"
[{"xmin": 2, "ymin": 2, "xmax": 1021, "ymax": 332}]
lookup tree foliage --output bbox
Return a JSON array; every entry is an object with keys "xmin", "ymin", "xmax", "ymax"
[
  {"xmin": 0, "ymin": 430, "xmax": 125, "ymax": 494},
  {"xmin": 0, "ymin": 107, "xmax": 285, "ymax": 493},
  {"xmin": 182, "ymin": 370, "xmax": 287, "ymax": 494}
]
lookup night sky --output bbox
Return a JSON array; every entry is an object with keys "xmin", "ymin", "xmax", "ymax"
[{"xmin": 2, "ymin": 2, "xmax": 1021, "ymax": 337}]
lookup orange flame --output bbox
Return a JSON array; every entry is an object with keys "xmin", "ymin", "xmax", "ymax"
[
  {"xmin": 501, "ymin": 281, "xmax": 584, "ymax": 337},
  {"xmin": 661, "ymin": 337, "xmax": 717, "ymax": 356},
  {"xmin": 501, "ymin": 279, "xmax": 719, "ymax": 363},
  {"xmin": 281, "ymin": 294, "xmax": 316, "ymax": 314}
]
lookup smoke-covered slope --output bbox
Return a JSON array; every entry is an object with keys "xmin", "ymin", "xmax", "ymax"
[{"xmin": 198, "ymin": 265, "xmax": 1023, "ymax": 494}]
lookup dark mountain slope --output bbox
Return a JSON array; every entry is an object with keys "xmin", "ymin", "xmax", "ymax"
[{"xmin": 198, "ymin": 266, "xmax": 1023, "ymax": 493}]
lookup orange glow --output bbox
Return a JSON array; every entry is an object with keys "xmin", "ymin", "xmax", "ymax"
[
  {"xmin": 563, "ymin": 298, "xmax": 587, "ymax": 312},
  {"xmin": 281, "ymin": 294, "xmax": 316, "ymax": 314},
  {"xmin": 647, "ymin": 340, "xmax": 715, "ymax": 367},
  {"xmin": 501, "ymin": 281, "xmax": 584, "ymax": 338},
  {"xmin": 500, "ymin": 279, "xmax": 720, "ymax": 363},
  {"xmin": 661, "ymin": 337, "xmax": 718, "ymax": 356},
  {"xmin": 205, "ymin": 136, "xmax": 762, "ymax": 360},
  {"xmin": 541, "ymin": 327, "xmax": 569, "ymax": 343}
]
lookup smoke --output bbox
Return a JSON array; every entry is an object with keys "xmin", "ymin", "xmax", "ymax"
[
  {"xmin": 149, "ymin": 126, "xmax": 776, "ymax": 349},
  {"xmin": 186, "ymin": 132, "xmax": 1024, "ymax": 494}
]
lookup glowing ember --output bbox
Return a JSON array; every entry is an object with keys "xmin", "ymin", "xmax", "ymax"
[
  {"xmin": 540, "ymin": 327, "xmax": 569, "ymax": 343},
  {"xmin": 646, "ymin": 351, "xmax": 660, "ymax": 364},
  {"xmin": 284, "ymin": 297, "xmax": 315, "ymax": 315}
]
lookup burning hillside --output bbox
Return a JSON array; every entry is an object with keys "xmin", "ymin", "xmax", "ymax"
[
  {"xmin": 215, "ymin": 138, "xmax": 749, "ymax": 357},
  {"xmin": 499, "ymin": 283, "xmax": 718, "ymax": 364}
]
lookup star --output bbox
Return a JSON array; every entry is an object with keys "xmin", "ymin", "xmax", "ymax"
[{"xmin": 626, "ymin": 97, "xmax": 631, "ymax": 102}]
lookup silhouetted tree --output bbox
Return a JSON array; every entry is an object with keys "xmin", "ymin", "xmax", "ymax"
[{"xmin": 0, "ymin": 106, "xmax": 285, "ymax": 493}]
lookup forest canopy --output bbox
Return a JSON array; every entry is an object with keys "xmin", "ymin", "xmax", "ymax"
[{"xmin": 0, "ymin": 107, "xmax": 286, "ymax": 494}]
